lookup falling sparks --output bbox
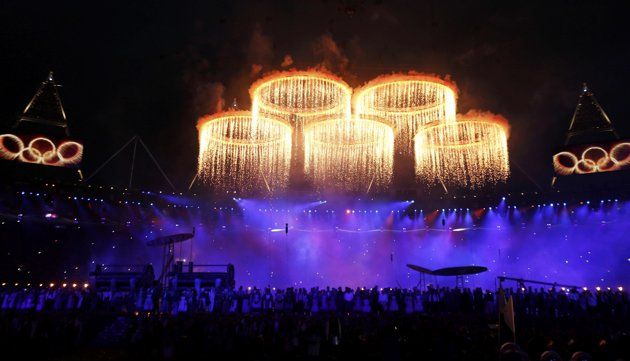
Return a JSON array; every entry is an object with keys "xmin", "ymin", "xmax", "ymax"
[
  {"xmin": 196, "ymin": 69, "xmax": 508, "ymax": 193},
  {"xmin": 415, "ymin": 111, "xmax": 509, "ymax": 188},
  {"xmin": 250, "ymin": 69, "xmax": 353, "ymax": 182},
  {"xmin": 250, "ymin": 69, "xmax": 352, "ymax": 127},
  {"xmin": 197, "ymin": 111, "xmax": 292, "ymax": 194},
  {"xmin": 353, "ymin": 73, "xmax": 458, "ymax": 147},
  {"xmin": 304, "ymin": 116, "xmax": 394, "ymax": 192}
]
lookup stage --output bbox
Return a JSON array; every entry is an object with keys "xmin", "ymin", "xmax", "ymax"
[{"xmin": 2, "ymin": 191, "xmax": 628, "ymax": 289}]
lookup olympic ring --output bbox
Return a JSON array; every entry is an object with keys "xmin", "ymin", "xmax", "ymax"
[
  {"xmin": 0, "ymin": 134, "xmax": 25, "ymax": 160},
  {"xmin": 57, "ymin": 141, "xmax": 84, "ymax": 164},
  {"xmin": 28, "ymin": 137, "xmax": 56, "ymax": 163},
  {"xmin": 575, "ymin": 158, "xmax": 598, "ymax": 174},
  {"xmin": 610, "ymin": 142, "xmax": 630, "ymax": 166},
  {"xmin": 553, "ymin": 142, "xmax": 630, "ymax": 175},
  {"xmin": 0, "ymin": 134, "xmax": 83, "ymax": 166},
  {"xmin": 552, "ymin": 151, "xmax": 578, "ymax": 175}
]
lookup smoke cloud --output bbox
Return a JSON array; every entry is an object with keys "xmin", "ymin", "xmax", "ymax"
[
  {"xmin": 199, "ymin": 82, "xmax": 226, "ymax": 114},
  {"xmin": 312, "ymin": 34, "xmax": 357, "ymax": 84},
  {"xmin": 281, "ymin": 54, "xmax": 294, "ymax": 67}
]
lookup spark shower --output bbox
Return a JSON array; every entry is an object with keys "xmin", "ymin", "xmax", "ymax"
[{"xmin": 197, "ymin": 69, "xmax": 510, "ymax": 194}]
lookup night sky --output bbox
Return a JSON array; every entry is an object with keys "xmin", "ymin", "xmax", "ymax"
[{"xmin": 1, "ymin": 0, "xmax": 629, "ymax": 191}]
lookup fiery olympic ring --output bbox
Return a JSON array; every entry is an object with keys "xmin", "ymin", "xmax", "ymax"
[
  {"xmin": 553, "ymin": 142, "xmax": 630, "ymax": 175},
  {"xmin": 0, "ymin": 134, "xmax": 24, "ymax": 160},
  {"xmin": 0, "ymin": 134, "xmax": 83, "ymax": 166}
]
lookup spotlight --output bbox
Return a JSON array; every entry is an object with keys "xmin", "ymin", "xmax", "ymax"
[{"xmin": 618, "ymin": 286, "xmax": 623, "ymax": 292}]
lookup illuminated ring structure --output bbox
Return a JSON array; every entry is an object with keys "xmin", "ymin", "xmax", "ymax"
[
  {"xmin": 353, "ymin": 74, "xmax": 458, "ymax": 146},
  {"xmin": 250, "ymin": 70, "xmax": 352, "ymax": 126},
  {"xmin": 414, "ymin": 119, "xmax": 509, "ymax": 188},
  {"xmin": 553, "ymin": 142, "xmax": 630, "ymax": 175},
  {"xmin": 304, "ymin": 116, "xmax": 394, "ymax": 192},
  {"xmin": 197, "ymin": 111, "xmax": 292, "ymax": 193},
  {"xmin": 0, "ymin": 134, "xmax": 83, "ymax": 166},
  {"xmin": 0, "ymin": 134, "xmax": 24, "ymax": 160}
]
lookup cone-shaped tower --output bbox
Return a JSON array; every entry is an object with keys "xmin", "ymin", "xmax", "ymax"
[
  {"xmin": 564, "ymin": 83, "xmax": 618, "ymax": 145},
  {"xmin": 14, "ymin": 71, "xmax": 69, "ymax": 137}
]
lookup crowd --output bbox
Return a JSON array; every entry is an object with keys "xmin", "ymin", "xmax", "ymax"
[
  {"xmin": 1, "ymin": 284, "xmax": 627, "ymax": 317},
  {"xmin": 0, "ymin": 285, "xmax": 628, "ymax": 360}
]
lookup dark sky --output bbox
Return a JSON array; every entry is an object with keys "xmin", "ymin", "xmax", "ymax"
[{"xmin": 1, "ymin": 0, "xmax": 629, "ymax": 192}]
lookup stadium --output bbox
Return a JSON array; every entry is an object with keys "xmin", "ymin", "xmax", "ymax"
[{"xmin": 0, "ymin": 2, "xmax": 629, "ymax": 360}]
